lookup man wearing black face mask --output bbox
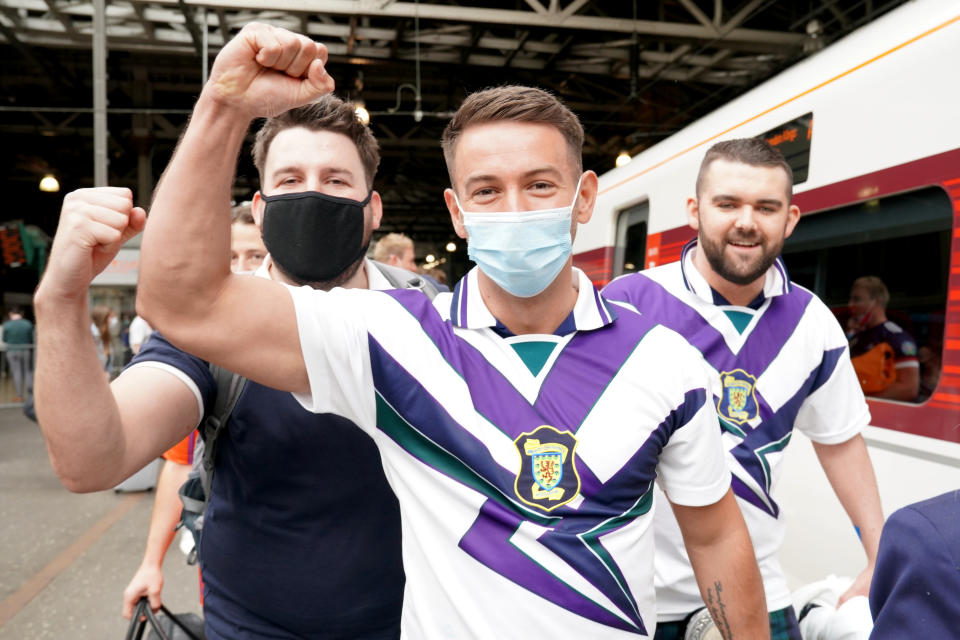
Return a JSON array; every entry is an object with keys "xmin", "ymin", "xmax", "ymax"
[{"xmin": 34, "ymin": 96, "xmax": 406, "ymax": 640}]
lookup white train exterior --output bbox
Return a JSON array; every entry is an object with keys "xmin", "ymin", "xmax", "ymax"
[{"xmin": 573, "ymin": 0, "xmax": 960, "ymax": 587}]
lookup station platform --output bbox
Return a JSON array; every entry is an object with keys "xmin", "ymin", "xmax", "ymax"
[{"xmin": 0, "ymin": 407, "xmax": 202, "ymax": 638}]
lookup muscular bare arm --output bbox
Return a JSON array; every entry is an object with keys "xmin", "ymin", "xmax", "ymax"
[
  {"xmin": 812, "ymin": 434, "xmax": 884, "ymax": 604},
  {"xmin": 34, "ymin": 189, "xmax": 200, "ymax": 490},
  {"xmin": 137, "ymin": 23, "xmax": 335, "ymax": 393},
  {"xmin": 673, "ymin": 488, "xmax": 769, "ymax": 640}
]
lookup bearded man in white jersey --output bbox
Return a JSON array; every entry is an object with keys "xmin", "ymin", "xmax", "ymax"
[{"xmin": 604, "ymin": 138, "xmax": 884, "ymax": 640}]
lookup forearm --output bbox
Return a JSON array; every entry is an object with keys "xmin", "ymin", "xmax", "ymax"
[
  {"xmin": 140, "ymin": 461, "xmax": 192, "ymax": 569},
  {"xmin": 138, "ymin": 92, "xmax": 248, "ymax": 333},
  {"xmin": 675, "ymin": 491, "xmax": 769, "ymax": 640},
  {"xmin": 34, "ymin": 287, "xmax": 126, "ymax": 491},
  {"xmin": 813, "ymin": 436, "xmax": 884, "ymax": 563}
]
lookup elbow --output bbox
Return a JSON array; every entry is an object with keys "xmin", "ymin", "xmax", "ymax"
[{"xmin": 48, "ymin": 456, "xmax": 115, "ymax": 494}]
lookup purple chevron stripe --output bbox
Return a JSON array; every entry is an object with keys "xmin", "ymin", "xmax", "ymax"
[
  {"xmin": 535, "ymin": 310, "xmax": 657, "ymax": 429},
  {"xmin": 604, "ymin": 273, "xmax": 814, "ymax": 378},
  {"xmin": 459, "ymin": 500, "xmax": 645, "ymax": 634},
  {"xmin": 731, "ymin": 474, "xmax": 775, "ymax": 515}
]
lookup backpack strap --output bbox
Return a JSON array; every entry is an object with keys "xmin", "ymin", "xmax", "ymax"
[
  {"xmin": 372, "ymin": 261, "xmax": 440, "ymax": 300},
  {"xmin": 199, "ymin": 364, "xmax": 247, "ymax": 498}
]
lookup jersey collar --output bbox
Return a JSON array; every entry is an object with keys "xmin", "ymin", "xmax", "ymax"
[
  {"xmin": 679, "ymin": 239, "xmax": 791, "ymax": 305},
  {"xmin": 448, "ymin": 266, "xmax": 617, "ymax": 335}
]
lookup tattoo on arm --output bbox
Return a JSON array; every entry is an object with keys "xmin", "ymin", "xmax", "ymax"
[{"xmin": 705, "ymin": 580, "xmax": 734, "ymax": 639}]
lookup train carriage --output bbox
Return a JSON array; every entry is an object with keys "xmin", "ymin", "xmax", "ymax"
[{"xmin": 572, "ymin": 0, "xmax": 960, "ymax": 586}]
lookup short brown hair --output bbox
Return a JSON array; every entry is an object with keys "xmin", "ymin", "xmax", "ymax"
[
  {"xmin": 441, "ymin": 85, "xmax": 584, "ymax": 183},
  {"xmin": 252, "ymin": 95, "xmax": 380, "ymax": 189},
  {"xmin": 230, "ymin": 202, "xmax": 254, "ymax": 225},
  {"xmin": 373, "ymin": 232, "xmax": 413, "ymax": 263},
  {"xmin": 696, "ymin": 138, "xmax": 793, "ymax": 199},
  {"xmin": 852, "ymin": 275, "xmax": 890, "ymax": 307}
]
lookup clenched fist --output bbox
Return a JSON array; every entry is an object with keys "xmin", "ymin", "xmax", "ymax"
[{"xmin": 205, "ymin": 22, "xmax": 336, "ymax": 119}]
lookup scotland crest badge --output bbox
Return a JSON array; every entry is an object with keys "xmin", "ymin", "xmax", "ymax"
[
  {"xmin": 717, "ymin": 369, "xmax": 759, "ymax": 425},
  {"xmin": 513, "ymin": 425, "xmax": 581, "ymax": 512}
]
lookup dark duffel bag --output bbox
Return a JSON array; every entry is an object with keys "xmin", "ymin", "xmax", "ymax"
[{"xmin": 125, "ymin": 598, "xmax": 204, "ymax": 640}]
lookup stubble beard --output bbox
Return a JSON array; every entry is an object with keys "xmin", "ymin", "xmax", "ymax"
[{"xmin": 699, "ymin": 231, "xmax": 782, "ymax": 287}]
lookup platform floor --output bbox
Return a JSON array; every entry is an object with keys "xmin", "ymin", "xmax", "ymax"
[{"xmin": 0, "ymin": 407, "xmax": 202, "ymax": 638}]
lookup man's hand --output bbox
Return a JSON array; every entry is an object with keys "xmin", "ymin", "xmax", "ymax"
[
  {"xmin": 838, "ymin": 562, "xmax": 873, "ymax": 605},
  {"xmin": 40, "ymin": 187, "xmax": 145, "ymax": 301},
  {"xmin": 205, "ymin": 22, "xmax": 335, "ymax": 119},
  {"xmin": 121, "ymin": 562, "xmax": 164, "ymax": 619}
]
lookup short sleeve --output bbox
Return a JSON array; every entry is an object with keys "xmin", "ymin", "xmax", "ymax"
[
  {"xmin": 655, "ymin": 332, "xmax": 731, "ymax": 507},
  {"xmin": 125, "ymin": 332, "xmax": 216, "ymax": 427},
  {"xmin": 795, "ymin": 301, "xmax": 871, "ymax": 445},
  {"xmin": 286, "ymin": 284, "xmax": 378, "ymax": 431}
]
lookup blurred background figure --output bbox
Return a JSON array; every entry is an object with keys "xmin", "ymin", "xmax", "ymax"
[
  {"xmin": 916, "ymin": 343, "xmax": 941, "ymax": 402},
  {"xmin": 90, "ymin": 304, "xmax": 119, "ymax": 377},
  {"xmin": 846, "ymin": 276, "xmax": 919, "ymax": 401},
  {"xmin": 373, "ymin": 232, "xmax": 449, "ymax": 292},
  {"xmin": 229, "ymin": 203, "xmax": 266, "ymax": 274},
  {"xmin": 373, "ymin": 232, "xmax": 417, "ymax": 271},
  {"xmin": 3, "ymin": 306, "xmax": 34, "ymax": 402}
]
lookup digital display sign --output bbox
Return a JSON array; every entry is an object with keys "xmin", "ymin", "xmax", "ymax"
[{"xmin": 760, "ymin": 112, "xmax": 812, "ymax": 184}]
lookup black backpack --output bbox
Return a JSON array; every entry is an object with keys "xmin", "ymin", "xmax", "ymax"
[{"xmin": 177, "ymin": 262, "xmax": 439, "ymax": 558}]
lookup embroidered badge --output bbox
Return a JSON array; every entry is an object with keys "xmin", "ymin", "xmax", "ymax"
[
  {"xmin": 514, "ymin": 425, "xmax": 581, "ymax": 512},
  {"xmin": 717, "ymin": 369, "xmax": 759, "ymax": 425}
]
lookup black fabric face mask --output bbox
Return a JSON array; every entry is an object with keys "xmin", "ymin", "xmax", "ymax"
[{"xmin": 260, "ymin": 189, "xmax": 373, "ymax": 283}]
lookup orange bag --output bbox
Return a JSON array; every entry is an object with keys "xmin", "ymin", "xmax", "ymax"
[{"xmin": 851, "ymin": 342, "xmax": 896, "ymax": 394}]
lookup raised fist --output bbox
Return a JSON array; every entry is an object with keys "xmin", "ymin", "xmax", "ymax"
[
  {"xmin": 205, "ymin": 22, "xmax": 336, "ymax": 118},
  {"xmin": 41, "ymin": 187, "xmax": 146, "ymax": 299}
]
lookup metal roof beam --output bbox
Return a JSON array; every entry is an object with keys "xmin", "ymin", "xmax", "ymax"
[{"xmin": 139, "ymin": 0, "xmax": 804, "ymax": 46}]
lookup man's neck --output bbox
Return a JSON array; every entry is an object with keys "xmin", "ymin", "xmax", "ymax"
[
  {"xmin": 477, "ymin": 266, "xmax": 578, "ymax": 335},
  {"xmin": 690, "ymin": 247, "xmax": 765, "ymax": 307}
]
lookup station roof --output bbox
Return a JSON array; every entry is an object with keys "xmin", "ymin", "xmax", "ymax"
[{"xmin": 1, "ymin": 0, "xmax": 908, "ymax": 246}]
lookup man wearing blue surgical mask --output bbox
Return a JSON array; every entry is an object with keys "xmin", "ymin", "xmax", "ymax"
[{"xmin": 129, "ymin": 23, "xmax": 767, "ymax": 638}]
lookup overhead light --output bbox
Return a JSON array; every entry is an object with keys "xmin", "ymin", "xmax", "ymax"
[
  {"xmin": 39, "ymin": 174, "xmax": 60, "ymax": 192},
  {"xmin": 615, "ymin": 151, "xmax": 632, "ymax": 168},
  {"xmin": 445, "ymin": 241, "xmax": 457, "ymax": 252},
  {"xmin": 355, "ymin": 102, "xmax": 370, "ymax": 126},
  {"xmin": 425, "ymin": 253, "xmax": 436, "ymax": 264}
]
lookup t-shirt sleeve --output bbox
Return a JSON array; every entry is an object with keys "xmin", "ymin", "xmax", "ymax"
[
  {"xmin": 654, "ymin": 329, "xmax": 731, "ymax": 507},
  {"xmin": 125, "ymin": 332, "xmax": 216, "ymax": 427},
  {"xmin": 286, "ymin": 284, "xmax": 377, "ymax": 430},
  {"xmin": 795, "ymin": 302, "xmax": 871, "ymax": 445}
]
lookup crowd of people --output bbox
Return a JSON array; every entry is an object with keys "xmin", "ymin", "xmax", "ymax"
[{"xmin": 12, "ymin": 20, "xmax": 953, "ymax": 640}]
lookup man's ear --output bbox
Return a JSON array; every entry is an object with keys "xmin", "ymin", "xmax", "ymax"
[
  {"xmin": 252, "ymin": 191, "xmax": 265, "ymax": 228},
  {"xmin": 367, "ymin": 190, "xmax": 383, "ymax": 231},
  {"xmin": 783, "ymin": 203, "xmax": 801, "ymax": 240},
  {"xmin": 686, "ymin": 197, "xmax": 700, "ymax": 231},
  {"xmin": 444, "ymin": 188, "xmax": 468, "ymax": 240},
  {"xmin": 574, "ymin": 170, "xmax": 598, "ymax": 225}
]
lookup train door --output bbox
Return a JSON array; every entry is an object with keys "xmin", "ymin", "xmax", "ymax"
[{"xmin": 612, "ymin": 201, "xmax": 648, "ymax": 278}]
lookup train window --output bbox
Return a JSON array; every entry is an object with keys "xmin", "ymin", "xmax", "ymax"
[
  {"xmin": 760, "ymin": 113, "xmax": 812, "ymax": 184},
  {"xmin": 782, "ymin": 187, "xmax": 952, "ymax": 403},
  {"xmin": 613, "ymin": 201, "xmax": 648, "ymax": 277}
]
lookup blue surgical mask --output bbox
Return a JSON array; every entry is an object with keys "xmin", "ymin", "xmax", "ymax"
[{"xmin": 456, "ymin": 177, "xmax": 581, "ymax": 298}]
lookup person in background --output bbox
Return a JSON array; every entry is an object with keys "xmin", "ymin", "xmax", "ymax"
[
  {"xmin": 916, "ymin": 343, "xmax": 941, "ymax": 402},
  {"xmin": 90, "ymin": 304, "xmax": 119, "ymax": 375},
  {"xmin": 229, "ymin": 202, "xmax": 266, "ymax": 274},
  {"xmin": 2, "ymin": 306, "xmax": 34, "ymax": 402},
  {"xmin": 846, "ymin": 275, "xmax": 919, "ymax": 401},
  {"xmin": 374, "ymin": 231, "xmax": 449, "ymax": 292},
  {"xmin": 127, "ymin": 314, "xmax": 153, "ymax": 356},
  {"xmin": 121, "ymin": 202, "xmax": 269, "ymax": 617}
]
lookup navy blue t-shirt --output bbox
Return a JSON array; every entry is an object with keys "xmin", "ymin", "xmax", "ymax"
[{"xmin": 131, "ymin": 333, "xmax": 404, "ymax": 639}]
